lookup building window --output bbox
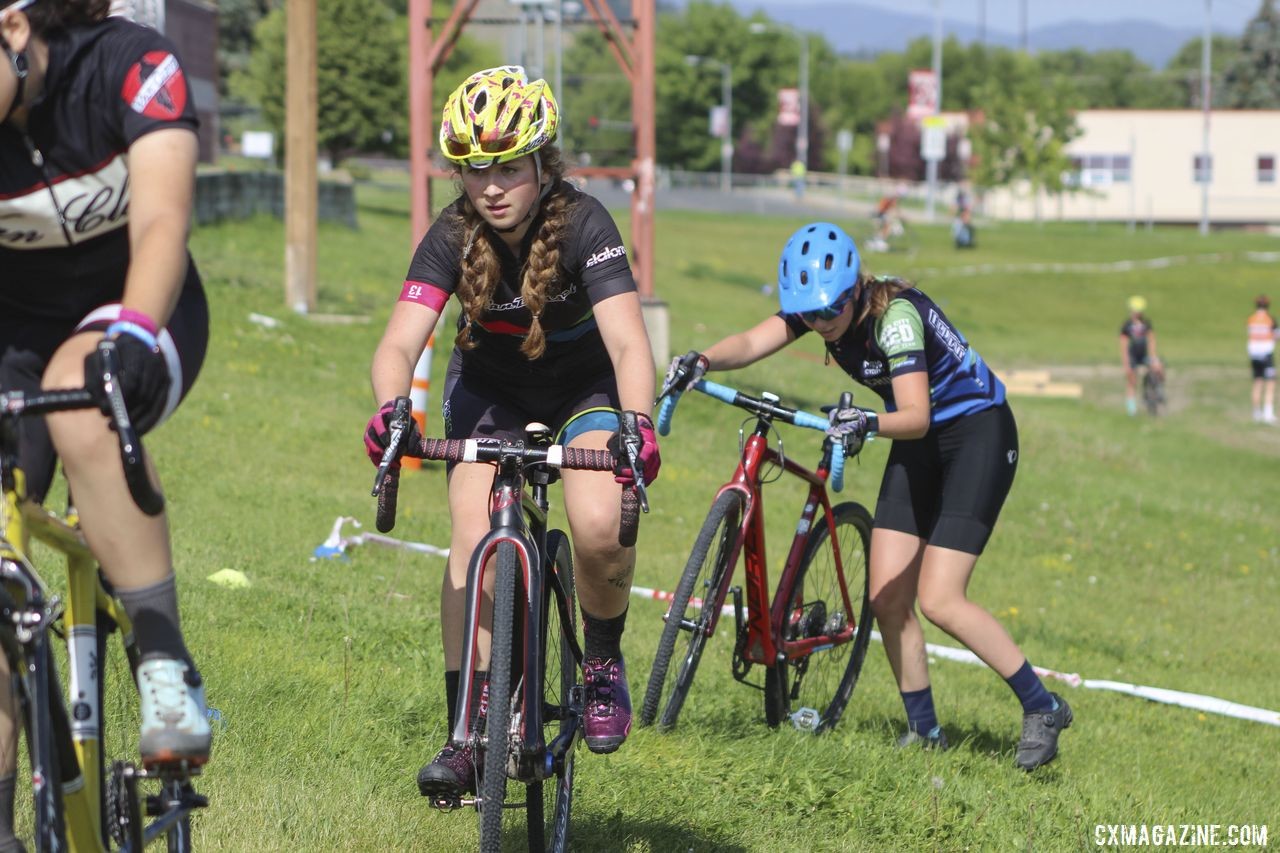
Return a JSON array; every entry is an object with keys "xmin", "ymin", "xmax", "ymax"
[
  {"xmin": 1259, "ymin": 155, "xmax": 1276, "ymax": 184},
  {"xmin": 1194, "ymin": 154, "xmax": 1213, "ymax": 183},
  {"xmin": 1068, "ymin": 154, "xmax": 1132, "ymax": 187}
]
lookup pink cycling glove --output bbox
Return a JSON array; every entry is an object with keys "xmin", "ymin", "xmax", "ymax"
[{"xmin": 608, "ymin": 412, "xmax": 661, "ymax": 487}]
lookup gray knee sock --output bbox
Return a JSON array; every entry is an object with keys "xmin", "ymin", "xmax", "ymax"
[{"xmin": 116, "ymin": 575, "xmax": 199, "ymax": 683}]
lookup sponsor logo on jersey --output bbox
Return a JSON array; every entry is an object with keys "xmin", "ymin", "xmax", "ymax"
[
  {"xmin": 121, "ymin": 52, "xmax": 187, "ymax": 121},
  {"xmin": 881, "ymin": 317, "xmax": 917, "ymax": 349},
  {"xmin": 488, "ymin": 283, "xmax": 578, "ymax": 313},
  {"xmin": 584, "ymin": 244, "xmax": 626, "ymax": 268},
  {"xmin": 861, "ymin": 360, "xmax": 884, "ymax": 377},
  {"xmin": 0, "ymin": 156, "xmax": 130, "ymax": 248},
  {"xmin": 928, "ymin": 308, "xmax": 967, "ymax": 361}
]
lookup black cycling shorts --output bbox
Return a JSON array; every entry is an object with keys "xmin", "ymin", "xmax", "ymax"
[
  {"xmin": 441, "ymin": 352, "xmax": 620, "ymax": 460},
  {"xmin": 873, "ymin": 403, "xmax": 1019, "ymax": 555},
  {"xmin": 0, "ymin": 270, "xmax": 209, "ymax": 503},
  {"xmin": 1250, "ymin": 354, "xmax": 1276, "ymax": 380}
]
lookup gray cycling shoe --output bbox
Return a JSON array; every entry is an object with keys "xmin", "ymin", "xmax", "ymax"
[
  {"xmin": 1016, "ymin": 693, "xmax": 1073, "ymax": 771},
  {"xmin": 896, "ymin": 725, "xmax": 949, "ymax": 751},
  {"xmin": 137, "ymin": 658, "xmax": 211, "ymax": 768}
]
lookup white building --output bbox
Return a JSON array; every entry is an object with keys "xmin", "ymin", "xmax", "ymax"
[{"xmin": 984, "ymin": 110, "xmax": 1280, "ymax": 224}]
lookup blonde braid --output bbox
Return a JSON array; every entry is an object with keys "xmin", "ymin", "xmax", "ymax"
[
  {"xmin": 518, "ymin": 189, "xmax": 572, "ymax": 359},
  {"xmin": 454, "ymin": 199, "xmax": 502, "ymax": 352}
]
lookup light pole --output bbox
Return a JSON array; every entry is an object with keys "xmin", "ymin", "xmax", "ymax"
[
  {"xmin": 750, "ymin": 22, "xmax": 809, "ymax": 168},
  {"xmin": 1199, "ymin": 0, "xmax": 1212, "ymax": 236},
  {"xmin": 685, "ymin": 55, "xmax": 733, "ymax": 192}
]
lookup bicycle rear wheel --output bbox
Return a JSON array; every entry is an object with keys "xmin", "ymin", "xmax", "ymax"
[
  {"xmin": 526, "ymin": 531, "xmax": 577, "ymax": 853},
  {"xmin": 764, "ymin": 502, "xmax": 872, "ymax": 733},
  {"xmin": 479, "ymin": 542, "xmax": 521, "ymax": 853},
  {"xmin": 640, "ymin": 491, "xmax": 742, "ymax": 731},
  {"xmin": 1142, "ymin": 370, "xmax": 1163, "ymax": 416}
]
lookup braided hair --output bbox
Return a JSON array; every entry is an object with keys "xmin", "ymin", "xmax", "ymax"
[{"xmin": 453, "ymin": 145, "xmax": 572, "ymax": 360}]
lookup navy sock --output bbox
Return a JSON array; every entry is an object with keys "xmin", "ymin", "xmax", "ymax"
[
  {"xmin": 900, "ymin": 686, "xmax": 939, "ymax": 734},
  {"xmin": 1005, "ymin": 659, "xmax": 1056, "ymax": 713},
  {"xmin": 582, "ymin": 607, "xmax": 627, "ymax": 661}
]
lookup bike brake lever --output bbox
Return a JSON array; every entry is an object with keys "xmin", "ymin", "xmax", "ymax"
[
  {"xmin": 620, "ymin": 410, "xmax": 650, "ymax": 513},
  {"xmin": 371, "ymin": 396, "xmax": 413, "ymax": 496}
]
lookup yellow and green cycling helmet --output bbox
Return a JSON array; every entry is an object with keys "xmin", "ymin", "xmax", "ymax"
[{"xmin": 439, "ymin": 65, "xmax": 559, "ymax": 168}]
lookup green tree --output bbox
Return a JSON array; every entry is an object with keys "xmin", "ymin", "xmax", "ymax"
[
  {"xmin": 1036, "ymin": 48, "xmax": 1180, "ymax": 108},
  {"xmin": 230, "ymin": 0, "xmax": 498, "ymax": 164},
  {"xmin": 1221, "ymin": 0, "xmax": 1280, "ymax": 107},
  {"xmin": 970, "ymin": 53, "xmax": 1082, "ymax": 219},
  {"xmin": 1165, "ymin": 35, "xmax": 1241, "ymax": 107}
]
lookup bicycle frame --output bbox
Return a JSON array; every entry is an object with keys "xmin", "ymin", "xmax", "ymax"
[
  {"xmin": 1, "ymin": 475, "xmax": 140, "ymax": 851},
  {"xmin": 0, "ymin": 361, "xmax": 203, "ymax": 851},
  {"xmin": 690, "ymin": 413, "xmax": 856, "ymax": 672},
  {"xmin": 452, "ymin": 451, "xmax": 583, "ymax": 782}
]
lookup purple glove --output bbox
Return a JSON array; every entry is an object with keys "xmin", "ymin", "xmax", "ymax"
[
  {"xmin": 664, "ymin": 350, "xmax": 709, "ymax": 394},
  {"xmin": 826, "ymin": 406, "xmax": 869, "ymax": 444},
  {"xmin": 608, "ymin": 412, "xmax": 661, "ymax": 487}
]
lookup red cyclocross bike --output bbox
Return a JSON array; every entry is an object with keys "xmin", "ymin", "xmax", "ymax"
[{"xmin": 639, "ymin": 375, "xmax": 874, "ymax": 734}]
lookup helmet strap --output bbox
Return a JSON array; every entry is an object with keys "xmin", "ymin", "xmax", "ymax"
[{"xmin": 2, "ymin": 42, "xmax": 28, "ymax": 124}]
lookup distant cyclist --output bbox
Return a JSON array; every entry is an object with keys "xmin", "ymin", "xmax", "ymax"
[
  {"xmin": 867, "ymin": 187, "xmax": 904, "ymax": 253},
  {"xmin": 1248, "ymin": 294, "xmax": 1278, "ymax": 424},
  {"xmin": 1119, "ymin": 296, "xmax": 1163, "ymax": 416}
]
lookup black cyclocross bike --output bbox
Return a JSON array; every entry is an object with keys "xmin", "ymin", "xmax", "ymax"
[{"xmin": 373, "ymin": 397, "xmax": 641, "ymax": 853}]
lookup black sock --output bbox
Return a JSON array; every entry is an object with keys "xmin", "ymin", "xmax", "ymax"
[
  {"xmin": 444, "ymin": 670, "xmax": 460, "ymax": 733},
  {"xmin": 581, "ymin": 607, "xmax": 627, "ymax": 661},
  {"xmin": 116, "ymin": 575, "xmax": 198, "ymax": 683}
]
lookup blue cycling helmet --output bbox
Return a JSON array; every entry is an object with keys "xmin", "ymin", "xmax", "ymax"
[{"xmin": 776, "ymin": 222, "xmax": 861, "ymax": 314}]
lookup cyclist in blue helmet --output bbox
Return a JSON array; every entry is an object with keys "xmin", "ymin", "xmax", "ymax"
[{"xmin": 664, "ymin": 222, "xmax": 1072, "ymax": 771}]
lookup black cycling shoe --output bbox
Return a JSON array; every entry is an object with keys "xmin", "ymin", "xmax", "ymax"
[
  {"xmin": 417, "ymin": 742, "xmax": 478, "ymax": 798},
  {"xmin": 1016, "ymin": 693, "xmax": 1073, "ymax": 771}
]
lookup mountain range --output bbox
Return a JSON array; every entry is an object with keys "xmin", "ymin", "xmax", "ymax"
[{"xmin": 702, "ymin": 2, "xmax": 1237, "ymax": 69}]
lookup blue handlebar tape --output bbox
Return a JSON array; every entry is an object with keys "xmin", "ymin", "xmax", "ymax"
[
  {"xmin": 829, "ymin": 440, "xmax": 846, "ymax": 493},
  {"xmin": 696, "ymin": 379, "xmax": 738, "ymax": 405},
  {"xmin": 793, "ymin": 410, "xmax": 828, "ymax": 431},
  {"xmin": 657, "ymin": 392, "xmax": 681, "ymax": 436}
]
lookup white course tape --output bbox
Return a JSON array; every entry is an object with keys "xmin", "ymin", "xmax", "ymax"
[
  {"xmin": 631, "ymin": 586, "xmax": 1280, "ymax": 727},
  {"xmin": 312, "ymin": 516, "xmax": 449, "ymax": 560}
]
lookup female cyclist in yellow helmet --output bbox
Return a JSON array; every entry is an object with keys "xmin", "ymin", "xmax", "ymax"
[{"xmin": 365, "ymin": 66, "xmax": 657, "ymax": 799}]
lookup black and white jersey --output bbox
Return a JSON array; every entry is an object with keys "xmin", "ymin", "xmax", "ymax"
[{"xmin": 0, "ymin": 18, "xmax": 198, "ymax": 321}]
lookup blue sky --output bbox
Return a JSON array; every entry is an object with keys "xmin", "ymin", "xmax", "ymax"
[
  {"xmin": 932, "ymin": 0, "xmax": 1255, "ymax": 31},
  {"xmin": 773, "ymin": 0, "xmax": 1262, "ymax": 33}
]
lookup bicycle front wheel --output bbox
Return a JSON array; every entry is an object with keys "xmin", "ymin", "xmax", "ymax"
[
  {"xmin": 526, "ymin": 531, "xmax": 577, "ymax": 853},
  {"xmin": 640, "ymin": 491, "xmax": 743, "ymax": 731},
  {"xmin": 764, "ymin": 501, "xmax": 872, "ymax": 733},
  {"xmin": 479, "ymin": 542, "xmax": 520, "ymax": 853},
  {"xmin": 1142, "ymin": 370, "xmax": 1163, "ymax": 416}
]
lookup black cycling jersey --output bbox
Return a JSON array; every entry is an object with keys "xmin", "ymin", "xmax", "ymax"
[
  {"xmin": 0, "ymin": 18, "xmax": 200, "ymax": 322},
  {"xmin": 404, "ymin": 183, "xmax": 635, "ymax": 388},
  {"xmin": 780, "ymin": 286, "xmax": 1005, "ymax": 426},
  {"xmin": 1120, "ymin": 316, "xmax": 1152, "ymax": 363}
]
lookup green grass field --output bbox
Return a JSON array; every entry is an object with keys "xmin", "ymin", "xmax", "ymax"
[{"xmin": 34, "ymin": 181, "xmax": 1277, "ymax": 851}]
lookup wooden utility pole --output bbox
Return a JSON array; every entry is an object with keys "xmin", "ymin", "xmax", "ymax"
[{"xmin": 285, "ymin": 0, "xmax": 317, "ymax": 313}]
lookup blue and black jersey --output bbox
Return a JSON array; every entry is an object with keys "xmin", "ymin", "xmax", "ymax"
[{"xmin": 781, "ymin": 287, "xmax": 1005, "ymax": 427}]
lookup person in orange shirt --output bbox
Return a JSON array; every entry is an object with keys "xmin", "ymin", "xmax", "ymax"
[{"xmin": 1248, "ymin": 295, "xmax": 1278, "ymax": 424}]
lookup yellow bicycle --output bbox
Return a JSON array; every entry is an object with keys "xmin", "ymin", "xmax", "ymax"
[{"xmin": 0, "ymin": 340, "xmax": 205, "ymax": 851}]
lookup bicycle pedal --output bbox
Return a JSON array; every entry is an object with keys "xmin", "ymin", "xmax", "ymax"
[{"xmin": 428, "ymin": 794, "xmax": 465, "ymax": 812}]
